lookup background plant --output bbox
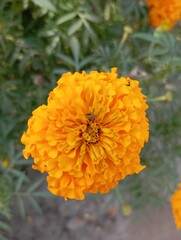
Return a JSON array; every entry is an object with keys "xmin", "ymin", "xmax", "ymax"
[{"xmin": 0, "ymin": 0, "xmax": 181, "ymax": 238}]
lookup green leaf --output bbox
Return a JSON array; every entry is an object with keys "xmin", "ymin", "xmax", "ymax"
[
  {"xmin": 57, "ymin": 53, "xmax": 75, "ymax": 66},
  {"xmin": 17, "ymin": 196, "xmax": 25, "ymax": 218},
  {"xmin": 12, "ymin": 151, "xmax": 23, "ymax": 162},
  {"xmin": 67, "ymin": 19, "xmax": 82, "ymax": 35},
  {"xmin": 81, "ymin": 18, "xmax": 97, "ymax": 42},
  {"xmin": 132, "ymin": 33, "xmax": 161, "ymax": 44},
  {"xmin": 79, "ymin": 56, "xmax": 94, "ymax": 69},
  {"xmin": 27, "ymin": 177, "xmax": 44, "ymax": 193},
  {"xmin": 28, "ymin": 197, "xmax": 43, "ymax": 214},
  {"xmin": 31, "ymin": 191, "xmax": 52, "ymax": 197},
  {"xmin": 0, "ymin": 120, "xmax": 16, "ymax": 138},
  {"xmin": 39, "ymin": 30, "xmax": 56, "ymax": 37},
  {"xmin": 0, "ymin": 208, "xmax": 11, "ymax": 219},
  {"xmin": 83, "ymin": 13, "xmax": 100, "ymax": 22},
  {"xmin": 23, "ymin": 0, "xmax": 29, "ymax": 9},
  {"xmin": 0, "ymin": 221, "xmax": 11, "ymax": 232},
  {"xmin": 32, "ymin": 0, "xmax": 56, "ymax": 12},
  {"xmin": 46, "ymin": 35, "xmax": 60, "ymax": 55},
  {"xmin": 8, "ymin": 141, "xmax": 15, "ymax": 159},
  {"xmin": 8, "ymin": 169, "xmax": 29, "ymax": 181},
  {"xmin": 0, "ymin": 234, "xmax": 8, "ymax": 240},
  {"xmin": 56, "ymin": 12, "xmax": 77, "ymax": 25},
  {"xmin": 52, "ymin": 68, "xmax": 70, "ymax": 75},
  {"xmin": 148, "ymin": 47, "xmax": 169, "ymax": 57},
  {"xmin": 70, "ymin": 36, "xmax": 80, "ymax": 64},
  {"xmin": 15, "ymin": 175, "xmax": 25, "ymax": 192},
  {"xmin": 167, "ymin": 33, "xmax": 176, "ymax": 53},
  {"xmin": 13, "ymin": 159, "xmax": 32, "ymax": 166}
]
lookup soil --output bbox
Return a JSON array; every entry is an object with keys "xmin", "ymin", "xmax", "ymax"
[
  {"xmin": 7, "ymin": 192, "xmax": 181, "ymax": 240},
  {"xmin": 5, "ymin": 156, "xmax": 181, "ymax": 240}
]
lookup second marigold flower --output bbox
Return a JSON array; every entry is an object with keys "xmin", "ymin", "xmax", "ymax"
[
  {"xmin": 21, "ymin": 68, "xmax": 149, "ymax": 200},
  {"xmin": 146, "ymin": 0, "xmax": 181, "ymax": 31},
  {"xmin": 171, "ymin": 183, "xmax": 181, "ymax": 229}
]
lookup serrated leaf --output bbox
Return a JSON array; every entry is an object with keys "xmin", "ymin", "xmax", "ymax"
[
  {"xmin": 57, "ymin": 53, "xmax": 75, "ymax": 66},
  {"xmin": 70, "ymin": 36, "xmax": 80, "ymax": 64},
  {"xmin": 0, "ymin": 234, "xmax": 8, "ymax": 240},
  {"xmin": 56, "ymin": 12, "xmax": 77, "ymax": 25},
  {"xmin": 23, "ymin": 0, "xmax": 29, "ymax": 9},
  {"xmin": 0, "ymin": 221, "xmax": 11, "ymax": 232},
  {"xmin": 27, "ymin": 177, "xmax": 44, "ymax": 193},
  {"xmin": 81, "ymin": 18, "xmax": 97, "ymax": 42},
  {"xmin": 32, "ymin": 0, "xmax": 56, "ymax": 12},
  {"xmin": 39, "ymin": 30, "xmax": 56, "ymax": 37},
  {"xmin": 46, "ymin": 35, "xmax": 60, "ymax": 55},
  {"xmin": 67, "ymin": 19, "xmax": 82, "ymax": 35},
  {"xmin": 17, "ymin": 196, "xmax": 25, "ymax": 218},
  {"xmin": 132, "ymin": 33, "xmax": 160, "ymax": 44},
  {"xmin": 167, "ymin": 33, "xmax": 176, "ymax": 53},
  {"xmin": 52, "ymin": 67, "xmax": 69, "ymax": 75},
  {"xmin": 28, "ymin": 197, "xmax": 43, "ymax": 214},
  {"xmin": 79, "ymin": 56, "xmax": 93, "ymax": 69},
  {"xmin": 32, "ymin": 191, "xmax": 52, "ymax": 197},
  {"xmin": 83, "ymin": 13, "xmax": 100, "ymax": 22},
  {"xmin": 13, "ymin": 151, "xmax": 23, "ymax": 162},
  {"xmin": 0, "ymin": 120, "xmax": 16, "ymax": 138},
  {"xmin": 148, "ymin": 47, "xmax": 169, "ymax": 57},
  {"xmin": 15, "ymin": 175, "xmax": 25, "ymax": 192},
  {"xmin": 8, "ymin": 141, "xmax": 15, "ymax": 159},
  {"xmin": 13, "ymin": 159, "xmax": 32, "ymax": 166},
  {"xmin": 0, "ymin": 211, "xmax": 11, "ymax": 220},
  {"xmin": 8, "ymin": 169, "xmax": 29, "ymax": 181}
]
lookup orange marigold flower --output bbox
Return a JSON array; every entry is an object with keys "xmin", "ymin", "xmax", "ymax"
[
  {"xmin": 146, "ymin": 0, "xmax": 181, "ymax": 31},
  {"xmin": 171, "ymin": 183, "xmax": 181, "ymax": 229},
  {"xmin": 21, "ymin": 68, "xmax": 149, "ymax": 200}
]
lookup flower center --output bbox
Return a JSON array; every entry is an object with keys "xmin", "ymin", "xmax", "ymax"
[{"xmin": 81, "ymin": 120, "xmax": 100, "ymax": 144}]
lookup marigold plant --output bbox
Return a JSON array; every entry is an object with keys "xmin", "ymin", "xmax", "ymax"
[
  {"xmin": 21, "ymin": 68, "xmax": 149, "ymax": 200},
  {"xmin": 171, "ymin": 183, "xmax": 181, "ymax": 229},
  {"xmin": 146, "ymin": 0, "xmax": 181, "ymax": 31}
]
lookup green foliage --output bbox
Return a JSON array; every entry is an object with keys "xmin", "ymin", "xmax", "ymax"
[
  {"xmin": 0, "ymin": 0, "xmax": 181, "ymax": 237},
  {"xmin": 0, "ymin": 141, "xmax": 50, "ymax": 239}
]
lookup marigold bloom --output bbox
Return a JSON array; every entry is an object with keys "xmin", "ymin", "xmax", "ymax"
[
  {"xmin": 171, "ymin": 183, "xmax": 181, "ymax": 229},
  {"xmin": 146, "ymin": 0, "xmax": 181, "ymax": 31},
  {"xmin": 21, "ymin": 68, "xmax": 149, "ymax": 200}
]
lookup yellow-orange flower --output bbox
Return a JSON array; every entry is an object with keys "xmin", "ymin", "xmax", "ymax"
[
  {"xmin": 21, "ymin": 68, "xmax": 149, "ymax": 200},
  {"xmin": 146, "ymin": 0, "xmax": 181, "ymax": 31},
  {"xmin": 171, "ymin": 183, "xmax": 181, "ymax": 229}
]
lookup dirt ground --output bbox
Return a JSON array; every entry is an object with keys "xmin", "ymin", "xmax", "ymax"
[
  {"xmin": 7, "ymin": 192, "xmax": 181, "ymax": 240},
  {"xmin": 6, "ymin": 160, "xmax": 181, "ymax": 240}
]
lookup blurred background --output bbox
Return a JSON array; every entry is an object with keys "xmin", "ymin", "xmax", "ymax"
[{"xmin": 0, "ymin": 0, "xmax": 181, "ymax": 239}]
